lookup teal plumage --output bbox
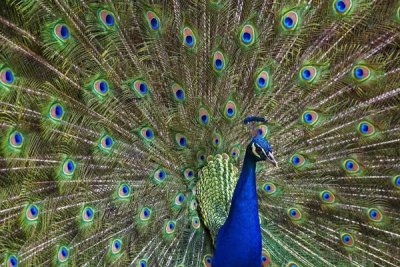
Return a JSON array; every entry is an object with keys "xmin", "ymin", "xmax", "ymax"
[{"xmin": 0, "ymin": 0, "xmax": 400, "ymax": 266}]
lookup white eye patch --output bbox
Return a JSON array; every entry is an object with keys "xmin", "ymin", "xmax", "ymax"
[
  {"xmin": 251, "ymin": 143, "xmax": 260, "ymax": 158},
  {"xmin": 252, "ymin": 143, "xmax": 268, "ymax": 159}
]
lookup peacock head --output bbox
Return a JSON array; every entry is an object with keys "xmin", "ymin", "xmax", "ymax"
[{"xmin": 244, "ymin": 116, "xmax": 278, "ymax": 166}]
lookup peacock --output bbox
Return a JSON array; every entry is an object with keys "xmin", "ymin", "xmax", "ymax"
[{"xmin": 0, "ymin": 0, "xmax": 400, "ymax": 266}]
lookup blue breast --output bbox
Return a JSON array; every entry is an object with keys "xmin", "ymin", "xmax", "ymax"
[{"xmin": 212, "ymin": 154, "xmax": 262, "ymax": 267}]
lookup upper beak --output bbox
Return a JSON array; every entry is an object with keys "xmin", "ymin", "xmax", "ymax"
[{"xmin": 266, "ymin": 152, "xmax": 278, "ymax": 167}]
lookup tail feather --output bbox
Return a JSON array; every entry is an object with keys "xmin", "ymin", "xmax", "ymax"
[{"xmin": 0, "ymin": 0, "xmax": 400, "ymax": 266}]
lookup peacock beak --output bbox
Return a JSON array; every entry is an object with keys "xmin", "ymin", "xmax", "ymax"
[{"xmin": 266, "ymin": 152, "xmax": 278, "ymax": 167}]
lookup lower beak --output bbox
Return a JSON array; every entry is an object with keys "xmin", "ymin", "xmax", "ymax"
[{"xmin": 267, "ymin": 152, "xmax": 278, "ymax": 167}]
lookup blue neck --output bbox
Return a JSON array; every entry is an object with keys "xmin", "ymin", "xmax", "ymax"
[{"xmin": 212, "ymin": 150, "xmax": 262, "ymax": 267}]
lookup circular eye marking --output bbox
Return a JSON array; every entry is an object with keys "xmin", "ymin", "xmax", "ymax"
[
  {"xmin": 175, "ymin": 133, "xmax": 188, "ymax": 148},
  {"xmin": 300, "ymin": 66, "xmax": 317, "ymax": 83},
  {"xmin": 224, "ymin": 100, "xmax": 237, "ymax": 120},
  {"xmin": 334, "ymin": 0, "xmax": 353, "ymax": 15},
  {"xmin": 240, "ymin": 24, "xmax": 256, "ymax": 46},
  {"xmin": 54, "ymin": 24, "xmax": 70, "ymax": 42},
  {"xmin": 99, "ymin": 10, "xmax": 115, "ymax": 27},
  {"xmin": 140, "ymin": 207, "xmax": 152, "ymax": 221},
  {"xmin": 198, "ymin": 107, "xmax": 210, "ymax": 125},
  {"xmin": 118, "ymin": 183, "xmax": 131, "ymax": 198},
  {"xmin": 7, "ymin": 255, "xmax": 18, "ymax": 267},
  {"xmin": 287, "ymin": 208, "xmax": 302, "ymax": 221},
  {"xmin": 368, "ymin": 208, "xmax": 383, "ymax": 222},
  {"xmin": 255, "ymin": 70, "xmax": 271, "ymax": 91},
  {"xmin": 192, "ymin": 216, "xmax": 201, "ymax": 229},
  {"xmin": 357, "ymin": 121, "xmax": 375, "ymax": 137},
  {"xmin": 320, "ymin": 190, "xmax": 335, "ymax": 203},
  {"xmin": 183, "ymin": 27, "xmax": 196, "ymax": 48},
  {"xmin": 26, "ymin": 204, "xmax": 39, "ymax": 221},
  {"xmin": 263, "ymin": 182, "xmax": 277, "ymax": 195},
  {"xmin": 9, "ymin": 131, "xmax": 24, "ymax": 149},
  {"xmin": 1, "ymin": 68, "xmax": 15, "ymax": 86},
  {"xmin": 110, "ymin": 238, "xmax": 122, "ymax": 254},
  {"xmin": 203, "ymin": 255, "xmax": 212, "ymax": 267},
  {"xmin": 290, "ymin": 154, "xmax": 305, "ymax": 167},
  {"xmin": 340, "ymin": 232, "xmax": 355, "ymax": 247},
  {"xmin": 82, "ymin": 206, "xmax": 94, "ymax": 222},
  {"xmin": 172, "ymin": 83, "xmax": 185, "ymax": 102},
  {"xmin": 281, "ymin": 11, "xmax": 299, "ymax": 30},
  {"xmin": 57, "ymin": 246, "xmax": 70, "ymax": 262},
  {"xmin": 165, "ymin": 220, "xmax": 176, "ymax": 234},
  {"xmin": 342, "ymin": 159, "xmax": 360, "ymax": 173},
  {"xmin": 352, "ymin": 65, "xmax": 371, "ymax": 82},
  {"xmin": 302, "ymin": 110, "xmax": 319, "ymax": 126},
  {"xmin": 146, "ymin": 11, "xmax": 160, "ymax": 31},
  {"xmin": 213, "ymin": 51, "xmax": 226, "ymax": 73}
]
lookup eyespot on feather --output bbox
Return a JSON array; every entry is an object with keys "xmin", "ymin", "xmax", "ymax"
[
  {"xmin": 132, "ymin": 79, "xmax": 149, "ymax": 97},
  {"xmin": 287, "ymin": 207, "xmax": 302, "ymax": 221},
  {"xmin": 0, "ymin": 68, "xmax": 14, "ymax": 86},
  {"xmin": 174, "ymin": 193, "xmax": 185, "ymax": 206},
  {"xmin": 302, "ymin": 110, "xmax": 319, "ymax": 126},
  {"xmin": 99, "ymin": 135, "xmax": 114, "ymax": 151},
  {"xmin": 255, "ymin": 70, "xmax": 271, "ymax": 91},
  {"xmin": 352, "ymin": 65, "xmax": 371, "ymax": 82},
  {"xmin": 165, "ymin": 220, "xmax": 176, "ymax": 234},
  {"xmin": 182, "ymin": 27, "xmax": 196, "ymax": 48},
  {"xmin": 7, "ymin": 255, "xmax": 18, "ymax": 267},
  {"xmin": 153, "ymin": 168, "xmax": 167, "ymax": 183},
  {"xmin": 392, "ymin": 175, "xmax": 400, "ymax": 189},
  {"xmin": 261, "ymin": 250, "xmax": 272, "ymax": 266},
  {"xmin": 98, "ymin": 10, "xmax": 115, "ymax": 28},
  {"xmin": 213, "ymin": 51, "xmax": 226, "ymax": 72},
  {"xmin": 198, "ymin": 107, "xmax": 210, "ymax": 125},
  {"xmin": 25, "ymin": 204, "xmax": 39, "ymax": 221},
  {"xmin": 184, "ymin": 168, "xmax": 194, "ymax": 180},
  {"xmin": 49, "ymin": 103, "xmax": 64, "ymax": 121},
  {"xmin": 230, "ymin": 146, "xmax": 240, "ymax": 159},
  {"xmin": 290, "ymin": 154, "xmax": 305, "ymax": 167},
  {"xmin": 9, "ymin": 131, "xmax": 24, "ymax": 149},
  {"xmin": 333, "ymin": 0, "xmax": 353, "ymax": 15},
  {"xmin": 212, "ymin": 132, "xmax": 222, "ymax": 148},
  {"xmin": 263, "ymin": 183, "xmax": 277, "ymax": 195},
  {"xmin": 300, "ymin": 66, "xmax": 317, "ymax": 83},
  {"xmin": 92, "ymin": 79, "xmax": 109, "ymax": 97},
  {"xmin": 240, "ymin": 24, "xmax": 256, "ymax": 46},
  {"xmin": 57, "ymin": 246, "xmax": 70, "ymax": 263},
  {"xmin": 224, "ymin": 100, "xmax": 237, "ymax": 120},
  {"xmin": 110, "ymin": 238, "xmax": 122, "ymax": 254},
  {"xmin": 146, "ymin": 11, "xmax": 160, "ymax": 31},
  {"xmin": 62, "ymin": 159, "xmax": 76, "ymax": 176},
  {"xmin": 82, "ymin": 206, "xmax": 94, "ymax": 222},
  {"xmin": 137, "ymin": 259, "xmax": 147, "ymax": 267},
  {"xmin": 357, "ymin": 121, "xmax": 375, "ymax": 137},
  {"xmin": 340, "ymin": 232, "xmax": 355, "ymax": 247},
  {"xmin": 342, "ymin": 159, "xmax": 360, "ymax": 173},
  {"xmin": 192, "ymin": 216, "xmax": 201, "ymax": 229},
  {"xmin": 281, "ymin": 11, "xmax": 299, "ymax": 30},
  {"xmin": 367, "ymin": 208, "xmax": 383, "ymax": 222},
  {"xmin": 118, "ymin": 183, "xmax": 131, "ymax": 198},
  {"xmin": 172, "ymin": 83, "xmax": 185, "ymax": 102},
  {"xmin": 320, "ymin": 190, "xmax": 335, "ymax": 203},
  {"xmin": 140, "ymin": 207, "xmax": 152, "ymax": 221},
  {"xmin": 203, "ymin": 255, "xmax": 212, "ymax": 267},
  {"xmin": 175, "ymin": 133, "xmax": 188, "ymax": 148},
  {"xmin": 54, "ymin": 24, "xmax": 70, "ymax": 42}
]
